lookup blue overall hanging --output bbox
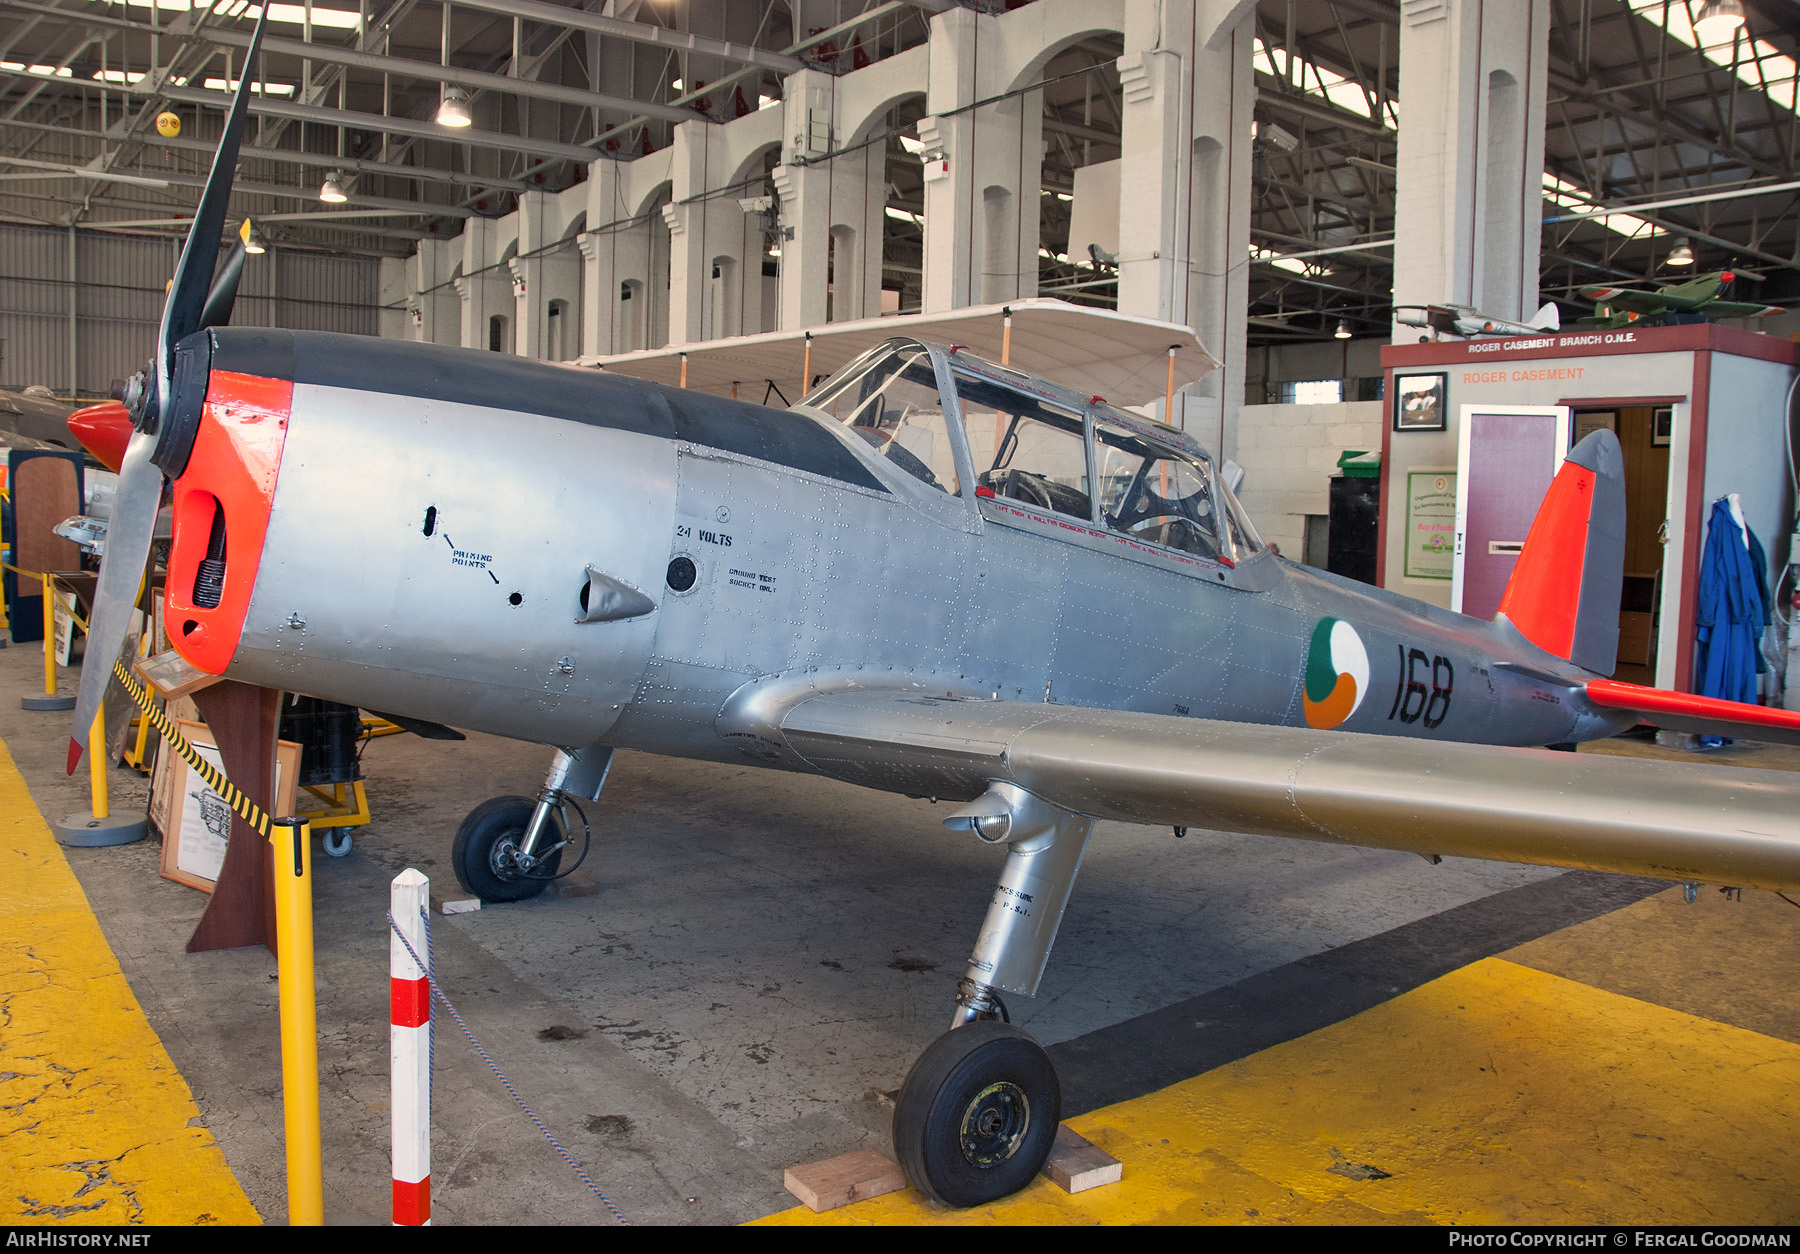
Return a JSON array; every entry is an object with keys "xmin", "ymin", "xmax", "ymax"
[{"xmin": 1694, "ymin": 498, "xmax": 1769, "ymax": 730}]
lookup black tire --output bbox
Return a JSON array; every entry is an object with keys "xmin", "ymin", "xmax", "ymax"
[
  {"xmin": 893, "ymin": 1021, "xmax": 1061, "ymax": 1207},
  {"xmin": 451, "ymin": 795, "xmax": 562, "ymax": 903}
]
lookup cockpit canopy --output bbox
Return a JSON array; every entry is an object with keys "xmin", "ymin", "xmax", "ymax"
[{"xmin": 804, "ymin": 338, "xmax": 1263, "ymax": 566}]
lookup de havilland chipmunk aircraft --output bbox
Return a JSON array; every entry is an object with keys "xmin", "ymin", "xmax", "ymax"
[{"xmin": 65, "ymin": 17, "xmax": 1800, "ymax": 1207}]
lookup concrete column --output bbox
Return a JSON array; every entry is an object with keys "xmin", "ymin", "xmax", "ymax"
[
  {"xmin": 405, "ymin": 238, "xmax": 460, "ymax": 345},
  {"xmin": 509, "ymin": 190, "xmax": 582, "ymax": 360},
  {"xmin": 1114, "ymin": 0, "xmax": 1255, "ymax": 460},
  {"xmin": 454, "ymin": 217, "xmax": 511, "ymax": 352},
  {"xmin": 511, "ymin": 191, "xmax": 549, "ymax": 359},
  {"xmin": 772, "ymin": 69, "xmax": 838, "ymax": 331},
  {"xmin": 840, "ymin": 143, "xmax": 887, "ymax": 321},
  {"xmin": 1391, "ymin": 0, "xmax": 1549, "ymax": 332},
  {"xmin": 582, "ymin": 162, "xmax": 657, "ymax": 356},
  {"xmin": 919, "ymin": 6, "xmax": 1042, "ymax": 313},
  {"xmin": 781, "ymin": 138, "xmax": 885, "ymax": 325},
  {"xmin": 580, "ymin": 227, "xmax": 657, "ymax": 356}
]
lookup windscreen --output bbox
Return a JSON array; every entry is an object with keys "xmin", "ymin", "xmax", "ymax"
[{"xmin": 806, "ymin": 344, "xmax": 961, "ymax": 496}]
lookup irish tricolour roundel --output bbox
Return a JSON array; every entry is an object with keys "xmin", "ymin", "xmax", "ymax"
[{"xmin": 1302, "ymin": 618, "xmax": 1370, "ymax": 730}]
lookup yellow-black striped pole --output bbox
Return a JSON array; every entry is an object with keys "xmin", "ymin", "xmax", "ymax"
[{"xmin": 270, "ymin": 815, "xmax": 323, "ymax": 1225}]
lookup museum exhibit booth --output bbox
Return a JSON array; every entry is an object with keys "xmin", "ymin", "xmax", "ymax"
[{"xmin": 1379, "ymin": 324, "xmax": 1799, "ymax": 697}]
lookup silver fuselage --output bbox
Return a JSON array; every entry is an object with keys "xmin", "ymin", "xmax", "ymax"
[{"xmin": 208, "ymin": 330, "xmax": 1629, "ymax": 777}]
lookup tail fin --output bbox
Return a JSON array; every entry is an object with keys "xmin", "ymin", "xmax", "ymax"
[
  {"xmin": 1495, "ymin": 429, "xmax": 1626, "ymax": 674},
  {"xmin": 1527, "ymin": 301, "xmax": 1561, "ymax": 332}
]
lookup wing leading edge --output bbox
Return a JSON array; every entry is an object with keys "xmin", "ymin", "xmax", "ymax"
[{"xmin": 776, "ymin": 692, "xmax": 1800, "ymax": 891}]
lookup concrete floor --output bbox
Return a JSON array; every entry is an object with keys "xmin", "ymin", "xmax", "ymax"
[{"xmin": 2, "ymin": 633, "xmax": 1795, "ymax": 1225}]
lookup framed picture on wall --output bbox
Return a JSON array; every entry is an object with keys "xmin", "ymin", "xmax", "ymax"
[
  {"xmin": 1393, "ymin": 372, "xmax": 1448, "ymax": 431},
  {"xmin": 1652, "ymin": 406, "xmax": 1673, "ymax": 447},
  {"xmin": 1573, "ymin": 410, "xmax": 1618, "ymax": 443}
]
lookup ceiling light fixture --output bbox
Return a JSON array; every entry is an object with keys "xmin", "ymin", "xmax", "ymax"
[
  {"xmin": 318, "ymin": 171, "xmax": 348, "ymax": 203},
  {"xmin": 1334, "ymin": 320, "xmax": 1352, "ymax": 339},
  {"xmin": 241, "ymin": 219, "xmax": 266, "ymax": 254},
  {"xmin": 437, "ymin": 84, "xmax": 472, "ymax": 127},
  {"xmin": 1667, "ymin": 238, "xmax": 1695, "ymax": 267},
  {"xmin": 1695, "ymin": 0, "xmax": 1747, "ymax": 46}
]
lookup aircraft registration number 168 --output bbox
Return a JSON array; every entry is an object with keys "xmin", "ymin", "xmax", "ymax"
[{"xmin": 1390, "ymin": 646, "xmax": 1453, "ymax": 728}]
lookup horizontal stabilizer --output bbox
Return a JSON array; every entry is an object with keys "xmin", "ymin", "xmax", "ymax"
[
  {"xmin": 365, "ymin": 710, "xmax": 467, "ymax": 741},
  {"xmin": 1585, "ymin": 679, "xmax": 1800, "ymax": 748}
]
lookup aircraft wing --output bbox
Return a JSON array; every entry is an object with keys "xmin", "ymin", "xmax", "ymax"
[
  {"xmin": 1699, "ymin": 301, "xmax": 1782, "ymax": 319},
  {"xmin": 576, "ymin": 298, "xmax": 1218, "ymax": 408},
  {"xmin": 770, "ymin": 691, "xmax": 1800, "ymax": 891},
  {"xmin": 1578, "ymin": 286, "xmax": 1677, "ymax": 313}
]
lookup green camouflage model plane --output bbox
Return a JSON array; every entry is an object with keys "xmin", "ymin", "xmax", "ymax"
[{"xmin": 1579, "ymin": 269, "xmax": 1781, "ymax": 329}]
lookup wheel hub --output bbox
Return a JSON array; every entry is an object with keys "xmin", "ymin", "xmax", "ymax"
[
  {"xmin": 958, "ymin": 1081, "xmax": 1030, "ymax": 1168},
  {"xmin": 488, "ymin": 833, "xmax": 526, "ymax": 879}
]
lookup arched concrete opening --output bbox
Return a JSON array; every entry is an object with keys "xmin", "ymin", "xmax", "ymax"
[
  {"xmin": 876, "ymin": 93, "xmax": 929, "ymax": 315},
  {"xmin": 828, "ymin": 224, "xmax": 859, "ymax": 322},
  {"xmin": 1035, "ymin": 33, "xmax": 1124, "ymax": 310},
  {"xmin": 644, "ymin": 183, "xmax": 673, "ymax": 350},
  {"xmin": 731, "ymin": 143, "xmax": 782, "ymax": 336},
  {"xmin": 980, "ymin": 186, "xmax": 1014, "ymax": 305},
  {"xmin": 619, "ymin": 279, "xmax": 645, "ymax": 353},
  {"xmin": 710, "ymin": 256, "xmax": 739, "ymax": 339}
]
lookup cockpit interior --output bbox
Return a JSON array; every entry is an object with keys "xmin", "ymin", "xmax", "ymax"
[{"xmin": 802, "ymin": 338, "xmax": 1264, "ymax": 568}]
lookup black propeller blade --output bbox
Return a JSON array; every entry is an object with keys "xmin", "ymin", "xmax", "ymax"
[
  {"xmin": 70, "ymin": 8, "xmax": 270, "ymax": 762},
  {"xmin": 199, "ymin": 221, "xmax": 255, "ymax": 332}
]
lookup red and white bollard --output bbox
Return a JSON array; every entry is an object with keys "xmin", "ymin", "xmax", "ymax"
[{"xmin": 390, "ymin": 869, "xmax": 431, "ymax": 1225}]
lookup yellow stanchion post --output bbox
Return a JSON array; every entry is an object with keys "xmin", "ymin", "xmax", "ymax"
[
  {"xmin": 41, "ymin": 573, "xmax": 55, "ymax": 694},
  {"xmin": 270, "ymin": 816, "xmax": 325, "ymax": 1225},
  {"xmin": 88, "ymin": 707, "xmax": 108, "ymax": 820},
  {"xmin": 54, "ymin": 698, "xmax": 147, "ymax": 847},
  {"xmin": 23, "ymin": 571, "xmax": 75, "ymax": 711}
]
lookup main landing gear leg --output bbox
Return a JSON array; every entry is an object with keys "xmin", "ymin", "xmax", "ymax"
[
  {"xmin": 451, "ymin": 743, "xmax": 614, "ymax": 903},
  {"xmin": 893, "ymin": 782, "xmax": 1095, "ymax": 1207}
]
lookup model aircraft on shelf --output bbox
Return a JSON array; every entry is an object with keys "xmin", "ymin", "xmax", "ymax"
[
  {"xmin": 1579, "ymin": 269, "xmax": 1782, "ymax": 329},
  {"xmin": 1394, "ymin": 300, "xmax": 1562, "ymax": 339},
  {"xmin": 63, "ymin": 25, "xmax": 1800, "ymax": 1207}
]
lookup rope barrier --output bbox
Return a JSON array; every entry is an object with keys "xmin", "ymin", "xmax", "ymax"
[
  {"xmin": 110, "ymin": 657, "xmax": 271, "ymax": 838},
  {"xmin": 386, "ymin": 908, "xmax": 630, "ymax": 1225},
  {"xmin": 0, "ymin": 561, "xmax": 92, "ymax": 628}
]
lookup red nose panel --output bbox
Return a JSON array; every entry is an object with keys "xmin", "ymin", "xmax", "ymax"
[{"xmin": 165, "ymin": 370, "xmax": 292, "ymax": 675}]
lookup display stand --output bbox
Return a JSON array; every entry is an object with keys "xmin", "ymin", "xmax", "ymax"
[{"xmin": 187, "ymin": 680, "xmax": 282, "ymax": 955}]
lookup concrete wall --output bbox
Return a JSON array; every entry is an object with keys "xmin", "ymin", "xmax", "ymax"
[
  {"xmin": 1234, "ymin": 400, "xmax": 1384, "ymax": 559},
  {"xmin": 1244, "ymin": 338, "xmax": 1385, "ymax": 406},
  {"xmin": 0, "ymin": 222, "xmax": 382, "ymax": 397}
]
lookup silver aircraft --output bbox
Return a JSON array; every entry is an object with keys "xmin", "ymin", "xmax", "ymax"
[
  {"xmin": 1394, "ymin": 299, "xmax": 1561, "ymax": 339},
  {"xmin": 70, "ymin": 35, "xmax": 1800, "ymax": 1207}
]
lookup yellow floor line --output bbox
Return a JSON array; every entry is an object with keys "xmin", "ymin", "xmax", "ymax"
[
  {"xmin": 0, "ymin": 739, "xmax": 260, "ymax": 1225},
  {"xmin": 758, "ymin": 957, "xmax": 1800, "ymax": 1226}
]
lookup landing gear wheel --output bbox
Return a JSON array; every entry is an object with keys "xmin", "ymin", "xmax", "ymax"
[
  {"xmin": 451, "ymin": 795, "xmax": 562, "ymax": 903},
  {"xmin": 893, "ymin": 1020, "xmax": 1061, "ymax": 1207},
  {"xmin": 321, "ymin": 830, "xmax": 353, "ymax": 858}
]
